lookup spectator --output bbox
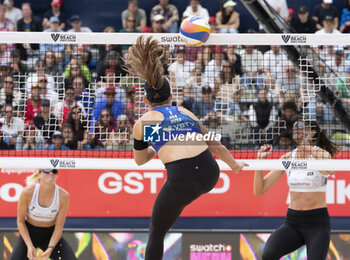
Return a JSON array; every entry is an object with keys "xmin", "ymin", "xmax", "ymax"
[
  {"xmin": 0, "ymin": 62, "xmax": 12, "ymax": 88},
  {"xmin": 67, "ymin": 15, "xmax": 92, "ymax": 32},
  {"xmin": 0, "ymin": 43, "xmax": 10, "ymax": 64},
  {"xmin": 72, "ymin": 76, "xmax": 93, "ymax": 117},
  {"xmin": 17, "ymin": 3, "xmax": 41, "ymax": 32},
  {"xmin": 168, "ymin": 46, "xmax": 195, "ymax": 90},
  {"xmin": 263, "ymin": 45, "xmax": 289, "ymax": 79},
  {"xmin": 312, "ymin": 0, "xmax": 339, "ymax": 30},
  {"xmin": 216, "ymin": 0, "xmax": 240, "ymax": 33},
  {"xmin": 208, "ymin": 16, "xmax": 218, "ymax": 33},
  {"xmin": 16, "ymin": 3, "xmax": 42, "ymax": 60},
  {"xmin": 275, "ymin": 63, "xmax": 301, "ymax": 104},
  {"xmin": 37, "ymin": 75, "xmax": 59, "ymax": 107},
  {"xmin": 96, "ymin": 50, "xmax": 126, "ymax": 82},
  {"xmin": 239, "ymin": 45, "xmax": 264, "ymax": 75},
  {"xmin": 64, "ymin": 57, "xmax": 90, "ymax": 89},
  {"xmin": 92, "ymin": 85, "xmax": 124, "ymax": 122},
  {"xmin": 183, "ymin": 64, "xmax": 204, "ymax": 110},
  {"xmin": 151, "ymin": 0, "xmax": 179, "ymax": 33},
  {"xmin": 92, "ymin": 108, "xmax": 116, "ymax": 149},
  {"xmin": 203, "ymin": 45, "xmax": 226, "ymax": 89},
  {"xmin": 142, "ymin": 14, "xmax": 169, "ymax": 33},
  {"xmin": 248, "ymin": 88, "xmax": 278, "ymax": 142},
  {"xmin": 121, "ymin": 0, "xmax": 146, "ymax": 31},
  {"xmin": 33, "ymin": 99, "xmax": 59, "ymax": 142},
  {"xmin": 9, "ymin": 49, "xmax": 28, "ymax": 76},
  {"xmin": 119, "ymin": 14, "xmax": 140, "ymax": 53},
  {"xmin": 315, "ymin": 15, "xmax": 341, "ymax": 34},
  {"xmin": 42, "ymin": 0, "xmax": 66, "ymax": 30},
  {"xmin": 192, "ymin": 86, "xmax": 215, "ymax": 118},
  {"xmin": 4, "ymin": 0, "xmax": 22, "ymax": 28},
  {"xmin": 95, "ymin": 82, "xmax": 127, "ymax": 105},
  {"xmin": 0, "ymin": 104, "xmax": 24, "ymax": 148},
  {"xmin": 273, "ymin": 101, "xmax": 298, "ymax": 146},
  {"xmin": 98, "ymin": 26, "xmax": 123, "ymax": 63},
  {"xmin": 53, "ymin": 86, "xmax": 86, "ymax": 125},
  {"xmin": 291, "ymin": 5, "xmax": 317, "ymax": 33},
  {"xmin": 40, "ymin": 16, "xmax": 65, "ymax": 58},
  {"xmin": 226, "ymin": 45, "xmax": 242, "ymax": 75},
  {"xmin": 43, "ymin": 50, "xmax": 64, "ymax": 76},
  {"xmin": 0, "ymin": 75, "xmax": 22, "ymax": 108},
  {"xmin": 183, "ymin": 0, "xmax": 209, "ymax": 21},
  {"xmin": 46, "ymin": 131, "xmax": 70, "ymax": 150},
  {"xmin": 340, "ymin": 0, "xmax": 350, "ymax": 32},
  {"xmin": 16, "ymin": 126, "xmax": 44, "ymax": 150},
  {"xmin": 24, "ymin": 84, "xmax": 42, "ymax": 125},
  {"xmin": 0, "ymin": 4, "xmax": 15, "ymax": 31},
  {"xmin": 25, "ymin": 59, "xmax": 56, "ymax": 93},
  {"xmin": 326, "ymin": 48, "xmax": 349, "ymax": 77},
  {"xmin": 274, "ymin": 132, "xmax": 294, "ymax": 150},
  {"xmin": 214, "ymin": 59, "xmax": 238, "ymax": 96},
  {"xmin": 61, "ymin": 123, "xmax": 76, "ymax": 149},
  {"xmin": 335, "ymin": 67, "xmax": 350, "ymax": 105},
  {"xmin": 65, "ymin": 106, "xmax": 91, "ymax": 150}
]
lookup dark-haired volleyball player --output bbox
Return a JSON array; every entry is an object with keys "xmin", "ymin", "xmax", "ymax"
[
  {"xmin": 128, "ymin": 36, "xmax": 248, "ymax": 260},
  {"xmin": 255, "ymin": 120, "xmax": 340, "ymax": 260},
  {"xmin": 10, "ymin": 169, "xmax": 76, "ymax": 260}
]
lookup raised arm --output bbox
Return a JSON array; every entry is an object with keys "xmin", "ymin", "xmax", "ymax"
[{"xmin": 254, "ymin": 145, "xmax": 287, "ymax": 195}]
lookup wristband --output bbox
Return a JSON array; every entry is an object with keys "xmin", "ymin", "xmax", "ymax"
[{"xmin": 48, "ymin": 245, "xmax": 55, "ymax": 250}]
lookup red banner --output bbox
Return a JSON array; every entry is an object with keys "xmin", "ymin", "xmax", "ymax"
[{"xmin": 0, "ymin": 167, "xmax": 349, "ymax": 217}]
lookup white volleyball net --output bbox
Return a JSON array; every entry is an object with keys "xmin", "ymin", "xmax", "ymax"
[{"xmin": 0, "ymin": 32, "xmax": 349, "ymax": 170}]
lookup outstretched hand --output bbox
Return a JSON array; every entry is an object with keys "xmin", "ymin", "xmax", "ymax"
[
  {"xmin": 232, "ymin": 161, "xmax": 249, "ymax": 173},
  {"xmin": 257, "ymin": 144, "xmax": 273, "ymax": 159}
]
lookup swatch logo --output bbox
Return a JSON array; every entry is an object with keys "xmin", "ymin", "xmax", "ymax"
[
  {"xmin": 282, "ymin": 161, "xmax": 291, "ymax": 169},
  {"xmin": 50, "ymin": 159, "xmax": 59, "ymax": 167},
  {"xmin": 51, "ymin": 33, "xmax": 59, "ymax": 42},
  {"xmin": 281, "ymin": 35, "xmax": 290, "ymax": 43}
]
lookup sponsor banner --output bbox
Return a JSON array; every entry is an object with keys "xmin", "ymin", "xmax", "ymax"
[
  {"xmin": 0, "ymin": 166, "xmax": 350, "ymax": 217},
  {"xmin": 50, "ymin": 33, "xmax": 77, "ymax": 42}
]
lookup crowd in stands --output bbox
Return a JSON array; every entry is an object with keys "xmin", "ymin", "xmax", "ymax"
[{"xmin": 0, "ymin": 0, "xmax": 349, "ymax": 151}]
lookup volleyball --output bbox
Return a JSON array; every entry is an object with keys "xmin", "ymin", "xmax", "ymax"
[{"xmin": 179, "ymin": 16, "xmax": 211, "ymax": 46}]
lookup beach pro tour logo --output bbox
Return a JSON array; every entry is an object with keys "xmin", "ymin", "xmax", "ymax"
[
  {"xmin": 143, "ymin": 124, "xmax": 162, "ymax": 142},
  {"xmin": 281, "ymin": 35, "xmax": 290, "ymax": 43},
  {"xmin": 190, "ymin": 243, "xmax": 232, "ymax": 259},
  {"xmin": 281, "ymin": 34, "xmax": 307, "ymax": 44},
  {"xmin": 282, "ymin": 161, "xmax": 308, "ymax": 170},
  {"xmin": 51, "ymin": 33, "xmax": 59, "ymax": 42},
  {"xmin": 282, "ymin": 161, "xmax": 291, "ymax": 169},
  {"xmin": 49, "ymin": 159, "xmax": 76, "ymax": 168},
  {"xmin": 51, "ymin": 33, "xmax": 77, "ymax": 42}
]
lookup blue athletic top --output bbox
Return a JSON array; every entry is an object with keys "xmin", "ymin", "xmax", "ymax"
[{"xmin": 148, "ymin": 106, "xmax": 202, "ymax": 152}]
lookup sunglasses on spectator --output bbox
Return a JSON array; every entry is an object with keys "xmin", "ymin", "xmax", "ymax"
[
  {"xmin": 4, "ymin": 81, "xmax": 13, "ymax": 84},
  {"xmin": 4, "ymin": 110, "xmax": 12, "ymax": 113},
  {"xmin": 101, "ymin": 114, "xmax": 110, "ymax": 118},
  {"xmin": 42, "ymin": 169, "xmax": 58, "ymax": 174},
  {"xmin": 66, "ymin": 92, "xmax": 75, "ymax": 96},
  {"xmin": 127, "ymin": 19, "xmax": 136, "ymax": 22},
  {"xmin": 39, "ymin": 79, "xmax": 48, "ymax": 83}
]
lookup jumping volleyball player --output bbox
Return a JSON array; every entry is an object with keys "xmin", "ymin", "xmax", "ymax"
[
  {"xmin": 128, "ymin": 36, "xmax": 248, "ymax": 260},
  {"xmin": 255, "ymin": 120, "xmax": 341, "ymax": 260}
]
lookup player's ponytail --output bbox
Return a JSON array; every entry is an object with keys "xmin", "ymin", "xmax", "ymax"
[
  {"xmin": 126, "ymin": 36, "xmax": 171, "ymax": 103},
  {"xmin": 310, "ymin": 121, "xmax": 341, "ymax": 158}
]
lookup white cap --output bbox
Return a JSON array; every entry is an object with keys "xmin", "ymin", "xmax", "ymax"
[
  {"xmin": 323, "ymin": 0, "xmax": 333, "ymax": 3},
  {"xmin": 152, "ymin": 14, "xmax": 164, "ymax": 22}
]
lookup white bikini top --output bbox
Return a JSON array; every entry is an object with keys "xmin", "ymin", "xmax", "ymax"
[
  {"xmin": 286, "ymin": 146, "xmax": 328, "ymax": 192},
  {"xmin": 27, "ymin": 183, "xmax": 59, "ymax": 222}
]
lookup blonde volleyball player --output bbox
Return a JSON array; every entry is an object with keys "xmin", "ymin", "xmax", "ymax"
[
  {"xmin": 255, "ymin": 120, "xmax": 340, "ymax": 260},
  {"xmin": 128, "ymin": 36, "xmax": 248, "ymax": 260},
  {"xmin": 10, "ymin": 169, "xmax": 76, "ymax": 260}
]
